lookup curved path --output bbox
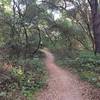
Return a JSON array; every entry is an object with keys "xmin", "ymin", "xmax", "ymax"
[{"xmin": 37, "ymin": 49, "xmax": 88, "ymax": 100}]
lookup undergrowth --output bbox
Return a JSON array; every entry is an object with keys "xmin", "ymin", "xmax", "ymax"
[
  {"xmin": 56, "ymin": 50, "xmax": 100, "ymax": 88},
  {"xmin": 0, "ymin": 57, "xmax": 47, "ymax": 100}
]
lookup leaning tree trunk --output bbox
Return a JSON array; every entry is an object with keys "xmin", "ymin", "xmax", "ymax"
[{"xmin": 88, "ymin": 0, "xmax": 100, "ymax": 53}]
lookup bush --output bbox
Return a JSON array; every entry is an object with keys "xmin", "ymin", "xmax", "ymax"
[
  {"xmin": 56, "ymin": 50, "xmax": 100, "ymax": 87},
  {"xmin": 0, "ymin": 58, "xmax": 47, "ymax": 99}
]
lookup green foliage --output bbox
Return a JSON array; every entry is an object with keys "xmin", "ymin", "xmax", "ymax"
[
  {"xmin": 0, "ymin": 0, "xmax": 99, "ymax": 99},
  {"xmin": 0, "ymin": 58, "xmax": 47, "ymax": 99},
  {"xmin": 0, "ymin": 0, "xmax": 11, "ymax": 5},
  {"xmin": 80, "ymin": 71, "xmax": 97, "ymax": 82},
  {"xmin": 56, "ymin": 50, "xmax": 100, "ymax": 87},
  {"xmin": 76, "ymin": 51, "xmax": 100, "ymax": 87}
]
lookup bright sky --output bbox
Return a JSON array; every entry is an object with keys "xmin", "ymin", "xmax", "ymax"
[
  {"xmin": 11, "ymin": 0, "xmax": 74, "ymax": 20},
  {"xmin": 36, "ymin": 0, "xmax": 74, "ymax": 20},
  {"xmin": 52, "ymin": 10, "xmax": 61, "ymax": 20}
]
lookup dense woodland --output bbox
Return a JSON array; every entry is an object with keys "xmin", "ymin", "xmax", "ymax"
[{"xmin": 0, "ymin": 0, "xmax": 100, "ymax": 100}]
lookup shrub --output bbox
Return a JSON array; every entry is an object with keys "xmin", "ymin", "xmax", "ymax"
[{"xmin": 0, "ymin": 58, "xmax": 47, "ymax": 99}]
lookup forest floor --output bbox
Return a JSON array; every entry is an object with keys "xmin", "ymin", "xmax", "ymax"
[{"xmin": 36, "ymin": 49, "xmax": 100, "ymax": 100}]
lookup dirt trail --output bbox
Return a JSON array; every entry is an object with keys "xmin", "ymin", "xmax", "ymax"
[{"xmin": 37, "ymin": 49, "xmax": 88, "ymax": 100}]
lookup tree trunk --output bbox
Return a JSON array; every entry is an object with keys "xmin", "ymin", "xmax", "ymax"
[{"xmin": 89, "ymin": 0, "xmax": 100, "ymax": 53}]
